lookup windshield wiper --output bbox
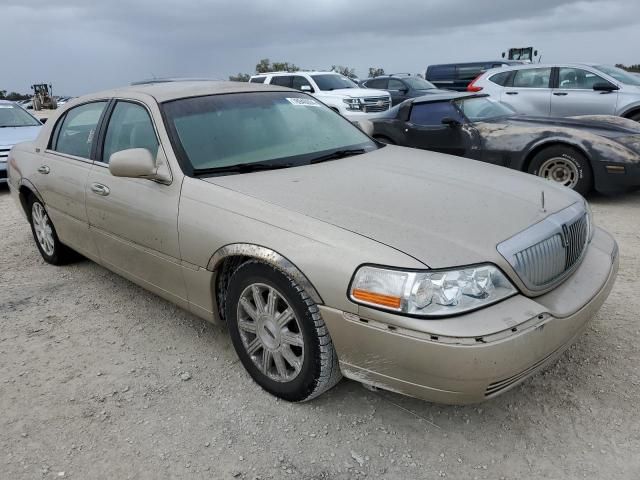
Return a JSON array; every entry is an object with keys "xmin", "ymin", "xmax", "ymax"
[
  {"xmin": 309, "ymin": 148, "xmax": 367, "ymax": 164},
  {"xmin": 193, "ymin": 162, "xmax": 294, "ymax": 176}
]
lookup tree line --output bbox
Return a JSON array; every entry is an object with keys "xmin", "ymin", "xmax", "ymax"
[
  {"xmin": 616, "ymin": 64, "xmax": 640, "ymax": 73},
  {"xmin": 0, "ymin": 90, "xmax": 31, "ymax": 101},
  {"xmin": 228, "ymin": 59, "xmax": 389, "ymax": 82}
]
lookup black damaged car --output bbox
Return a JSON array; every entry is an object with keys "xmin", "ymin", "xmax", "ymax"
[{"xmin": 361, "ymin": 92, "xmax": 640, "ymax": 195}]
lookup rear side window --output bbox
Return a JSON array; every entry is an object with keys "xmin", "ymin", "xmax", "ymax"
[
  {"xmin": 512, "ymin": 68, "xmax": 552, "ymax": 88},
  {"xmin": 53, "ymin": 101, "xmax": 107, "ymax": 158},
  {"xmin": 489, "ymin": 71, "xmax": 512, "ymax": 86},
  {"xmin": 270, "ymin": 76, "xmax": 293, "ymax": 88},
  {"xmin": 249, "ymin": 77, "xmax": 266, "ymax": 84},
  {"xmin": 365, "ymin": 78, "xmax": 388, "ymax": 89},
  {"xmin": 426, "ymin": 65, "xmax": 456, "ymax": 80},
  {"xmin": 388, "ymin": 79, "xmax": 406, "ymax": 90},
  {"xmin": 102, "ymin": 101, "xmax": 159, "ymax": 164},
  {"xmin": 409, "ymin": 102, "xmax": 463, "ymax": 126}
]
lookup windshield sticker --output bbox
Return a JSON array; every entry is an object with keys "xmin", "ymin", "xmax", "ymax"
[
  {"xmin": 0, "ymin": 105, "xmax": 14, "ymax": 109},
  {"xmin": 285, "ymin": 97, "xmax": 320, "ymax": 107}
]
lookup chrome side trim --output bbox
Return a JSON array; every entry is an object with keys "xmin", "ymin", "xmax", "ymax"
[
  {"xmin": 497, "ymin": 201, "xmax": 590, "ymax": 293},
  {"xmin": 207, "ymin": 244, "xmax": 323, "ymax": 304}
]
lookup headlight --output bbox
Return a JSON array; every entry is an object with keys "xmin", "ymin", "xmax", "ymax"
[
  {"xmin": 342, "ymin": 98, "xmax": 362, "ymax": 111},
  {"xmin": 349, "ymin": 264, "xmax": 517, "ymax": 317},
  {"xmin": 585, "ymin": 200, "xmax": 595, "ymax": 242}
]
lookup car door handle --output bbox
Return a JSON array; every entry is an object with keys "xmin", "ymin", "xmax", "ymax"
[
  {"xmin": 505, "ymin": 91, "xmax": 518, "ymax": 95},
  {"xmin": 553, "ymin": 92, "xmax": 568, "ymax": 96},
  {"xmin": 37, "ymin": 165, "xmax": 50, "ymax": 174},
  {"xmin": 90, "ymin": 183, "xmax": 110, "ymax": 196}
]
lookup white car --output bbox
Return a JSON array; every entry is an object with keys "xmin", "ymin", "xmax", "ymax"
[
  {"xmin": 0, "ymin": 100, "xmax": 42, "ymax": 184},
  {"xmin": 249, "ymin": 71, "xmax": 391, "ymax": 120}
]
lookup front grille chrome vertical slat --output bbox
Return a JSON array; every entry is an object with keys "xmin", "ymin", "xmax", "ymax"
[{"xmin": 497, "ymin": 202, "xmax": 590, "ymax": 292}]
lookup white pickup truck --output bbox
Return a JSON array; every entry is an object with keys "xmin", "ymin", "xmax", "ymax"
[{"xmin": 249, "ymin": 71, "xmax": 391, "ymax": 120}]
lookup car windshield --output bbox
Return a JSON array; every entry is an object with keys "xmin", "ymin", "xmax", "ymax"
[
  {"xmin": 162, "ymin": 92, "xmax": 377, "ymax": 175},
  {"xmin": 0, "ymin": 103, "xmax": 40, "ymax": 127},
  {"xmin": 403, "ymin": 77, "xmax": 437, "ymax": 90},
  {"xmin": 593, "ymin": 65, "xmax": 640, "ymax": 86},
  {"xmin": 455, "ymin": 96, "xmax": 515, "ymax": 121},
  {"xmin": 310, "ymin": 74, "xmax": 358, "ymax": 91}
]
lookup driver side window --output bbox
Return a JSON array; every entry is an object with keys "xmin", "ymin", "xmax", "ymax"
[
  {"xmin": 409, "ymin": 102, "xmax": 463, "ymax": 127},
  {"xmin": 102, "ymin": 101, "xmax": 159, "ymax": 164}
]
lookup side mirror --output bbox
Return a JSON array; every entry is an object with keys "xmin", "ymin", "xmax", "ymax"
[
  {"xmin": 593, "ymin": 82, "xmax": 619, "ymax": 92},
  {"xmin": 300, "ymin": 85, "xmax": 313, "ymax": 92},
  {"xmin": 109, "ymin": 148, "xmax": 157, "ymax": 178},
  {"xmin": 441, "ymin": 117, "xmax": 461, "ymax": 128}
]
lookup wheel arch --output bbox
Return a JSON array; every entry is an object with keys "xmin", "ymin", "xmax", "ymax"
[
  {"xmin": 207, "ymin": 243, "xmax": 324, "ymax": 321},
  {"xmin": 17, "ymin": 179, "xmax": 45, "ymax": 219},
  {"xmin": 621, "ymin": 105, "xmax": 640, "ymax": 120},
  {"xmin": 521, "ymin": 140, "xmax": 592, "ymax": 174}
]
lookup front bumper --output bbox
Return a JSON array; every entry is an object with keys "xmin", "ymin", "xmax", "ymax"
[
  {"xmin": 594, "ymin": 160, "xmax": 640, "ymax": 193},
  {"xmin": 322, "ymin": 227, "xmax": 618, "ymax": 404}
]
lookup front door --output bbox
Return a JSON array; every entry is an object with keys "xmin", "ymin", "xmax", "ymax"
[
  {"xmin": 550, "ymin": 67, "xmax": 618, "ymax": 117},
  {"xmin": 36, "ymin": 100, "xmax": 109, "ymax": 258},
  {"xmin": 85, "ymin": 100, "xmax": 187, "ymax": 306},
  {"xmin": 404, "ymin": 101, "xmax": 472, "ymax": 157}
]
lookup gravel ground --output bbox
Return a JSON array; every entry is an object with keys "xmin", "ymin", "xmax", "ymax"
[{"xmin": 1, "ymin": 185, "xmax": 639, "ymax": 480}]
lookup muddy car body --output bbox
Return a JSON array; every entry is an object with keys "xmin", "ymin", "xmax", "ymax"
[
  {"xmin": 362, "ymin": 92, "xmax": 640, "ymax": 195},
  {"xmin": 7, "ymin": 82, "xmax": 618, "ymax": 404}
]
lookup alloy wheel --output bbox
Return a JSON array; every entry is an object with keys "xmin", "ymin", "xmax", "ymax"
[
  {"xmin": 538, "ymin": 157, "xmax": 579, "ymax": 189},
  {"xmin": 32, "ymin": 202, "xmax": 55, "ymax": 256}
]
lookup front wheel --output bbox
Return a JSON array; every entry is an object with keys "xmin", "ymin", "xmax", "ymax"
[
  {"xmin": 527, "ymin": 146, "xmax": 593, "ymax": 195},
  {"xmin": 226, "ymin": 261, "xmax": 341, "ymax": 402},
  {"xmin": 28, "ymin": 197, "xmax": 77, "ymax": 265}
]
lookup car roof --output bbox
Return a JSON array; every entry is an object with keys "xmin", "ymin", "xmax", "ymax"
[
  {"xmin": 74, "ymin": 81, "xmax": 295, "ymax": 103},
  {"xmin": 486, "ymin": 62, "xmax": 606, "ymax": 73},
  {"xmin": 410, "ymin": 92, "xmax": 483, "ymax": 104},
  {"xmin": 428, "ymin": 60, "xmax": 522, "ymax": 68},
  {"xmin": 252, "ymin": 71, "xmax": 342, "ymax": 77}
]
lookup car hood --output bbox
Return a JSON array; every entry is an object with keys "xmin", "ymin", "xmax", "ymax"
[
  {"xmin": 204, "ymin": 146, "xmax": 581, "ymax": 269},
  {"xmin": 0, "ymin": 125, "xmax": 42, "ymax": 148},
  {"xmin": 321, "ymin": 87, "xmax": 389, "ymax": 99},
  {"xmin": 493, "ymin": 114, "xmax": 640, "ymax": 136}
]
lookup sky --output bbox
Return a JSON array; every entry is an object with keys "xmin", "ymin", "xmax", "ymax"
[{"xmin": 3, "ymin": 0, "xmax": 640, "ymax": 96}]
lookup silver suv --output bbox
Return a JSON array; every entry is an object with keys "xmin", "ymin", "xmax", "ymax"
[{"xmin": 470, "ymin": 63, "xmax": 640, "ymax": 121}]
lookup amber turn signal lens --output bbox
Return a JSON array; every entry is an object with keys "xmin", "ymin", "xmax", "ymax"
[{"xmin": 352, "ymin": 289, "xmax": 402, "ymax": 309}]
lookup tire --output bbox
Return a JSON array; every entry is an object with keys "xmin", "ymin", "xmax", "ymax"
[
  {"xmin": 225, "ymin": 261, "xmax": 341, "ymax": 402},
  {"xmin": 373, "ymin": 135, "xmax": 396, "ymax": 145},
  {"xmin": 33, "ymin": 97, "xmax": 42, "ymax": 111},
  {"xmin": 28, "ymin": 196, "xmax": 77, "ymax": 265},
  {"xmin": 629, "ymin": 112, "xmax": 640, "ymax": 123},
  {"xmin": 527, "ymin": 145, "xmax": 593, "ymax": 196}
]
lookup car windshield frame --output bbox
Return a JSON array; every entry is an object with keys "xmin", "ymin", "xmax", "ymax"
[
  {"xmin": 0, "ymin": 103, "xmax": 41, "ymax": 128},
  {"xmin": 453, "ymin": 96, "xmax": 516, "ymax": 122},
  {"xmin": 310, "ymin": 74, "xmax": 358, "ymax": 91},
  {"xmin": 403, "ymin": 77, "xmax": 437, "ymax": 90},
  {"xmin": 592, "ymin": 65, "xmax": 640, "ymax": 86},
  {"xmin": 160, "ymin": 91, "xmax": 378, "ymax": 177}
]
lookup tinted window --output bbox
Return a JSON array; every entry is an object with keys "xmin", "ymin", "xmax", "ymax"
[
  {"xmin": 489, "ymin": 71, "xmax": 512, "ymax": 86},
  {"xmin": 291, "ymin": 76, "xmax": 313, "ymax": 91},
  {"xmin": 456, "ymin": 64, "xmax": 484, "ymax": 82},
  {"xmin": 270, "ymin": 76, "xmax": 292, "ymax": 87},
  {"xmin": 512, "ymin": 68, "xmax": 551, "ymax": 88},
  {"xmin": 102, "ymin": 102, "xmax": 159, "ymax": 164},
  {"xmin": 0, "ymin": 103, "xmax": 40, "ymax": 127},
  {"xmin": 310, "ymin": 74, "xmax": 358, "ymax": 91},
  {"xmin": 162, "ymin": 92, "xmax": 376, "ymax": 173},
  {"xmin": 249, "ymin": 77, "xmax": 266, "ymax": 84},
  {"xmin": 364, "ymin": 78, "xmax": 388, "ymax": 89},
  {"xmin": 558, "ymin": 68, "xmax": 609, "ymax": 90},
  {"xmin": 426, "ymin": 65, "xmax": 456, "ymax": 80},
  {"xmin": 54, "ymin": 102, "xmax": 107, "ymax": 158},
  {"xmin": 388, "ymin": 79, "xmax": 406, "ymax": 91},
  {"xmin": 409, "ymin": 102, "xmax": 463, "ymax": 126},
  {"xmin": 403, "ymin": 77, "xmax": 436, "ymax": 90}
]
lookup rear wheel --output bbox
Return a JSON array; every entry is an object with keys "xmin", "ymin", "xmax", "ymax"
[
  {"xmin": 32, "ymin": 97, "xmax": 42, "ymax": 111},
  {"xmin": 226, "ymin": 261, "xmax": 341, "ymax": 402},
  {"xmin": 28, "ymin": 197, "xmax": 77, "ymax": 265},
  {"xmin": 528, "ymin": 146, "xmax": 592, "ymax": 195}
]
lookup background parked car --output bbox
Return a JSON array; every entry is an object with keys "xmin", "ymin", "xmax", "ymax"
[
  {"xmin": 0, "ymin": 100, "xmax": 42, "ymax": 184},
  {"xmin": 249, "ymin": 71, "xmax": 391, "ymax": 119},
  {"xmin": 361, "ymin": 92, "xmax": 640, "ymax": 195},
  {"xmin": 469, "ymin": 63, "xmax": 640, "ymax": 121},
  {"xmin": 425, "ymin": 60, "xmax": 523, "ymax": 91},
  {"xmin": 361, "ymin": 74, "xmax": 447, "ymax": 106}
]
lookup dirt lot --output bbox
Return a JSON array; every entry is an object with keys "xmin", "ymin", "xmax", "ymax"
[{"xmin": 1, "ymin": 185, "xmax": 639, "ymax": 480}]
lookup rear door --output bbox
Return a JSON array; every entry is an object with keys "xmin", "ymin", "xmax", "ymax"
[
  {"xmin": 85, "ymin": 99, "xmax": 187, "ymax": 305},
  {"xmin": 404, "ymin": 101, "xmax": 473, "ymax": 157},
  {"xmin": 37, "ymin": 100, "xmax": 109, "ymax": 258},
  {"xmin": 550, "ymin": 67, "xmax": 618, "ymax": 116},
  {"xmin": 500, "ymin": 67, "xmax": 552, "ymax": 116}
]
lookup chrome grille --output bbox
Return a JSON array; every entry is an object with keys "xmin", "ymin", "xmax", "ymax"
[
  {"xmin": 0, "ymin": 148, "xmax": 9, "ymax": 160},
  {"xmin": 498, "ymin": 202, "xmax": 590, "ymax": 292},
  {"xmin": 361, "ymin": 96, "xmax": 391, "ymax": 113}
]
